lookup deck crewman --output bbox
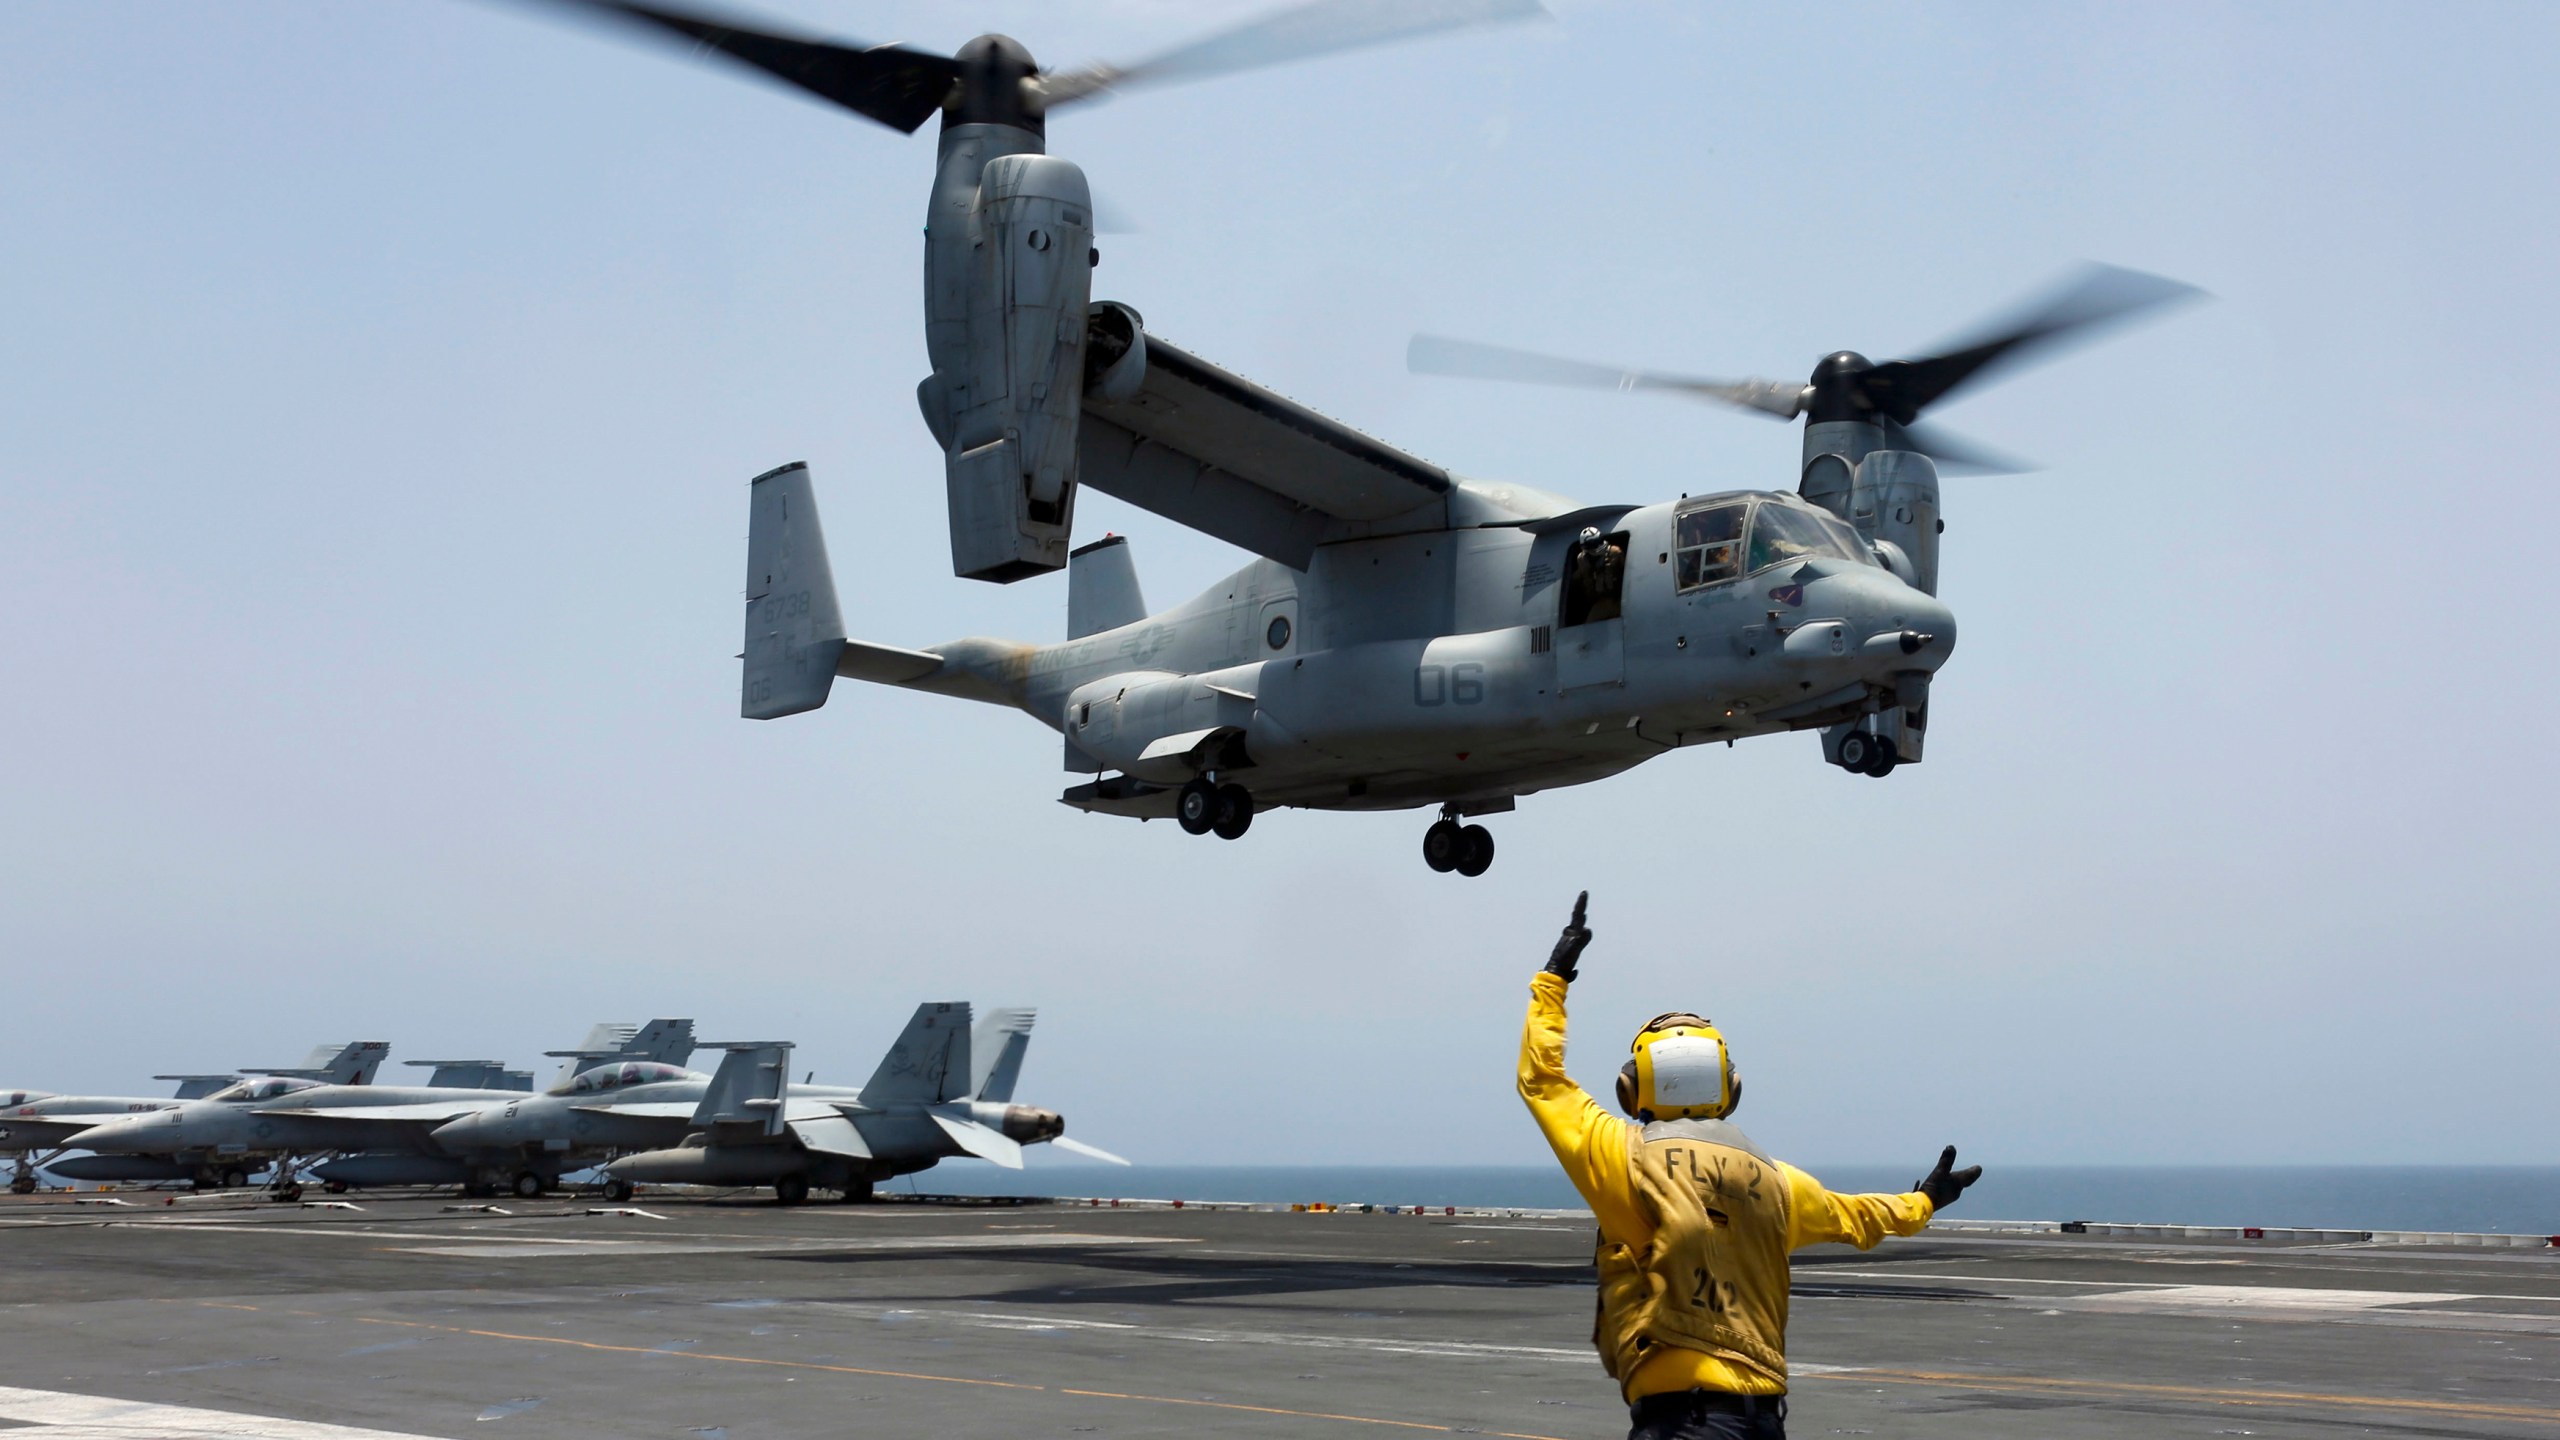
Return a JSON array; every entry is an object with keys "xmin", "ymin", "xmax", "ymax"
[{"xmin": 1518, "ymin": 892, "xmax": 1981, "ymax": 1439}]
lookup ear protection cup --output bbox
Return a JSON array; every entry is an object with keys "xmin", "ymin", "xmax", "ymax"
[{"xmin": 1615, "ymin": 1062, "xmax": 1640, "ymax": 1119}]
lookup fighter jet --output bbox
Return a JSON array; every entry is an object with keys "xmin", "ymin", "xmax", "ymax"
[
  {"xmin": 592, "ymin": 1004, "xmax": 1125, "ymax": 1204},
  {"xmin": 64, "ymin": 1025, "xmax": 688, "ymax": 1200},
  {"xmin": 7, "ymin": 1042, "xmax": 388, "ymax": 1193}
]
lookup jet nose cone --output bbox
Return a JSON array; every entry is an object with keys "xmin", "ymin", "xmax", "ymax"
[{"xmin": 70, "ymin": 1119, "xmax": 148, "ymax": 1153}]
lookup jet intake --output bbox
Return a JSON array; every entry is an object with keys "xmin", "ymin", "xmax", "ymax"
[
  {"xmin": 311, "ymin": 1154, "xmax": 471, "ymax": 1187},
  {"xmin": 607, "ymin": 1146, "xmax": 806, "ymax": 1186}
]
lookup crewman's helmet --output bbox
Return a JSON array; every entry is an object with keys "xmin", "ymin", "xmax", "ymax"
[{"xmin": 1615, "ymin": 1012, "xmax": 1740, "ymax": 1121}]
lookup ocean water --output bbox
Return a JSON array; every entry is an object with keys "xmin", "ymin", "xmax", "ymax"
[{"xmin": 916, "ymin": 1164, "xmax": 2560, "ymax": 1236}]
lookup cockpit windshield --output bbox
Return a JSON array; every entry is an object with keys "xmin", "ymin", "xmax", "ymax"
[
  {"xmin": 569, "ymin": 1061, "xmax": 694, "ymax": 1094},
  {"xmin": 1676, "ymin": 498, "xmax": 1872, "ymax": 593},
  {"xmin": 1746, "ymin": 501, "xmax": 1870, "ymax": 574},
  {"xmin": 208, "ymin": 1076, "xmax": 323, "ymax": 1103}
]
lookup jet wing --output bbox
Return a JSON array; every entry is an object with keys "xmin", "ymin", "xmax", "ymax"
[
  {"xmin": 568, "ymin": 1102, "xmax": 700, "ymax": 1120},
  {"xmin": 787, "ymin": 1113, "xmax": 872, "ymax": 1158},
  {"xmin": 262, "ymin": 1102, "xmax": 494, "ymax": 1123},
  {"xmin": 1079, "ymin": 332, "xmax": 1453, "ymax": 568}
]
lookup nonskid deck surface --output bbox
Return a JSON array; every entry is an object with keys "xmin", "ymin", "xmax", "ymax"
[{"xmin": 1, "ymin": 1193, "xmax": 2555, "ymax": 1438}]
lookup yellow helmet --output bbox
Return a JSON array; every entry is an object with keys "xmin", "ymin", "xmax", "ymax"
[{"xmin": 1615, "ymin": 1011, "xmax": 1740, "ymax": 1121}]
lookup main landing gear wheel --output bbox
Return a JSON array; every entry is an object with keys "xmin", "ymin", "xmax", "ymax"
[
  {"xmin": 1862, "ymin": 740, "xmax": 1900, "ymax": 778},
  {"xmin": 1837, "ymin": 731, "xmax": 1877, "ymax": 773},
  {"xmin": 1176, "ymin": 778, "xmax": 1219, "ymax": 835},
  {"xmin": 219, "ymin": 1167, "xmax": 248, "ymax": 1191},
  {"xmin": 1211, "ymin": 784, "xmax": 1253, "ymax": 840},
  {"xmin": 512, "ymin": 1171, "xmax": 545, "ymax": 1199},
  {"xmin": 602, "ymin": 1176, "xmax": 635, "ymax": 1204},
  {"xmin": 1422, "ymin": 819, "xmax": 1464, "ymax": 872},
  {"xmin": 1454, "ymin": 824, "xmax": 1496, "ymax": 877},
  {"xmin": 10, "ymin": 1175, "xmax": 36, "ymax": 1196},
  {"xmin": 774, "ymin": 1174, "xmax": 811, "ymax": 1206}
]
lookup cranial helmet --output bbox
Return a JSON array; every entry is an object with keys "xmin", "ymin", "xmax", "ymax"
[{"xmin": 1615, "ymin": 1012, "xmax": 1740, "ymax": 1121}]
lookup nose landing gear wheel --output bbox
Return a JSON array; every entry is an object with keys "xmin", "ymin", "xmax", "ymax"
[
  {"xmin": 1176, "ymin": 778, "xmax": 1219, "ymax": 835},
  {"xmin": 774, "ymin": 1174, "xmax": 811, "ymax": 1206},
  {"xmin": 1862, "ymin": 738, "xmax": 1900, "ymax": 777},
  {"xmin": 1422, "ymin": 819, "xmax": 1463, "ymax": 872},
  {"xmin": 219, "ymin": 1167, "xmax": 248, "ymax": 1191},
  {"xmin": 1837, "ymin": 731, "xmax": 1876, "ymax": 773},
  {"xmin": 1211, "ymin": 784, "xmax": 1253, "ymax": 839},
  {"xmin": 1454, "ymin": 824, "xmax": 1496, "ymax": 876},
  {"xmin": 838, "ymin": 1178, "xmax": 874, "ymax": 1204},
  {"xmin": 601, "ymin": 1176, "xmax": 635, "ymax": 1204},
  {"xmin": 11, "ymin": 1175, "xmax": 36, "ymax": 1195},
  {"xmin": 512, "ymin": 1171, "xmax": 545, "ymax": 1199}
]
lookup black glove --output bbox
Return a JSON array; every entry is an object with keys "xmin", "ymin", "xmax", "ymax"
[
  {"xmin": 1915, "ymin": 1145, "xmax": 1981, "ymax": 1211},
  {"xmin": 1545, "ymin": 891, "xmax": 1593, "ymax": 981}
]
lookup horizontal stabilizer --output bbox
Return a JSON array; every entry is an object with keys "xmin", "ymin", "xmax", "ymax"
[
  {"xmin": 1053, "ymin": 1135, "xmax": 1132, "ymax": 1166},
  {"xmin": 835, "ymin": 639, "xmax": 946, "ymax": 686},
  {"xmin": 743, "ymin": 462, "xmax": 846, "ymax": 720},
  {"xmin": 155, "ymin": 1074, "xmax": 238, "ymax": 1100},
  {"xmin": 859, "ymin": 1003, "xmax": 973, "ymax": 1106},
  {"xmin": 930, "ymin": 1112, "xmax": 1024, "ymax": 1169}
]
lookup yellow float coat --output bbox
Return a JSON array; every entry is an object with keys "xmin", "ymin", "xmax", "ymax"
[{"xmin": 1517, "ymin": 971, "xmax": 1934, "ymax": 1399}]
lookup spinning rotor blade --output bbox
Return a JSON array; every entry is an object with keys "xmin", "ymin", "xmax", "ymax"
[
  {"xmin": 1884, "ymin": 420, "xmax": 2029, "ymax": 477},
  {"xmin": 1042, "ymin": 0, "xmax": 1546, "ymax": 106},
  {"xmin": 544, "ymin": 0, "xmax": 962, "ymax": 132},
  {"xmin": 1849, "ymin": 263, "xmax": 2203, "ymax": 425},
  {"xmin": 1406, "ymin": 335, "xmax": 1808, "ymax": 419},
  {"xmin": 1051, "ymin": 1136, "xmax": 1132, "ymax": 1166}
]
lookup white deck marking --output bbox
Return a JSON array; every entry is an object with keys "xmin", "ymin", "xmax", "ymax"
[
  {"xmin": 2071, "ymin": 1284, "xmax": 2478, "ymax": 1313},
  {"xmin": 0, "ymin": 1385, "xmax": 449, "ymax": 1439},
  {"xmin": 394, "ymin": 1230, "xmax": 1194, "ymax": 1258}
]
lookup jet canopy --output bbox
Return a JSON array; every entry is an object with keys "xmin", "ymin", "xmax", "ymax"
[
  {"xmin": 568, "ymin": 1061, "xmax": 699, "ymax": 1094},
  {"xmin": 206, "ymin": 1076, "xmax": 324, "ymax": 1103},
  {"xmin": 1671, "ymin": 493, "xmax": 1874, "ymax": 593}
]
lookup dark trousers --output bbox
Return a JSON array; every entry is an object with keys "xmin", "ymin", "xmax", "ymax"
[{"xmin": 1628, "ymin": 1389, "xmax": 1786, "ymax": 1440}]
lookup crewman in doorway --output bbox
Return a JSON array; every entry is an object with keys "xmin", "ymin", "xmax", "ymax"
[{"xmin": 1518, "ymin": 892, "xmax": 1981, "ymax": 1439}]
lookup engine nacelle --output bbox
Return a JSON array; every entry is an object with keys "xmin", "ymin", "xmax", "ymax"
[
  {"xmin": 920, "ymin": 126, "xmax": 1096, "ymax": 584},
  {"xmin": 1848, "ymin": 449, "xmax": 1941, "ymax": 595},
  {"xmin": 965, "ymin": 1103, "xmax": 1063, "ymax": 1144}
]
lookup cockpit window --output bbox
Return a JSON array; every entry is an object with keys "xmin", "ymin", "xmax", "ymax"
[
  {"xmin": 211, "ymin": 1077, "xmax": 320, "ymax": 1102},
  {"xmin": 1747, "ymin": 502, "xmax": 1864, "ymax": 574},
  {"xmin": 571, "ymin": 1061, "xmax": 688, "ymax": 1094},
  {"xmin": 1674, "ymin": 502, "xmax": 1748, "ymax": 592}
]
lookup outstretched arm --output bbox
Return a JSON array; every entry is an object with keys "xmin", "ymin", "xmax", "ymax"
[
  {"xmin": 1780, "ymin": 1151, "xmax": 1971, "ymax": 1252},
  {"xmin": 1518, "ymin": 893, "xmax": 1628, "ymax": 1213}
]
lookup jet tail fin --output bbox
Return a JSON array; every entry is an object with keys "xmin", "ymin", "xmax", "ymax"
[
  {"xmin": 970, "ymin": 1008, "xmax": 1037, "ymax": 1102},
  {"xmin": 625, "ymin": 1018, "xmax": 697, "ymax": 1069},
  {"xmin": 859, "ymin": 1003, "xmax": 974, "ymax": 1106},
  {"xmin": 1067, "ymin": 535, "xmax": 1146, "ymax": 639},
  {"xmin": 692, "ymin": 1043, "xmax": 792, "ymax": 1137},
  {"xmin": 251, "ymin": 1041, "xmax": 389, "ymax": 1086},
  {"xmin": 743, "ymin": 462, "xmax": 845, "ymax": 719}
]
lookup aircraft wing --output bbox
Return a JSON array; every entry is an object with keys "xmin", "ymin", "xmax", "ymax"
[
  {"xmin": 267, "ymin": 1102, "xmax": 493, "ymax": 1124},
  {"xmin": 568, "ymin": 1102, "xmax": 700, "ymax": 1120},
  {"xmin": 1079, "ymin": 331, "xmax": 1453, "ymax": 568},
  {"xmin": 787, "ymin": 1113, "xmax": 872, "ymax": 1158}
]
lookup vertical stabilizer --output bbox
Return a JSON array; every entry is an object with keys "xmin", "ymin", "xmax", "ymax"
[
  {"xmin": 1067, "ymin": 535, "xmax": 1146, "ymax": 639},
  {"xmin": 970, "ymin": 1008, "xmax": 1038, "ymax": 1102},
  {"xmin": 253, "ymin": 1042, "xmax": 389, "ymax": 1086},
  {"xmin": 692, "ymin": 1043, "xmax": 792, "ymax": 1137},
  {"xmin": 626, "ymin": 1019, "xmax": 697, "ymax": 1069},
  {"xmin": 859, "ymin": 1003, "xmax": 974, "ymax": 1105},
  {"xmin": 743, "ymin": 462, "xmax": 846, "ymax": 719}
]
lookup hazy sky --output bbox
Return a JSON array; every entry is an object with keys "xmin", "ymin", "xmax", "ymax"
[{"xmin": 4, "ymin": 1, "xmax": 2553, "ymax": 1169}]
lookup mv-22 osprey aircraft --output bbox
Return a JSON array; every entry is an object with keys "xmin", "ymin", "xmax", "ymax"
[{"xmin": 535, "ymin": 0, "xmax": 2197, "ymax": 874}]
